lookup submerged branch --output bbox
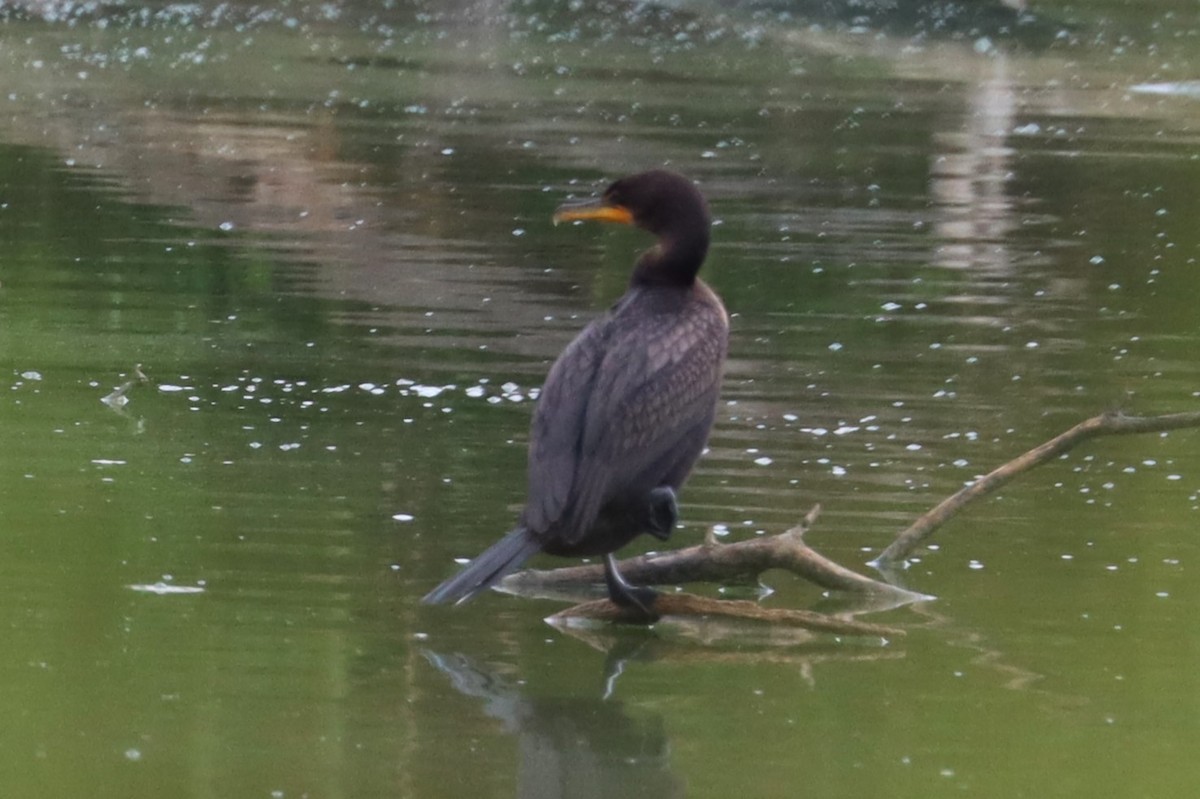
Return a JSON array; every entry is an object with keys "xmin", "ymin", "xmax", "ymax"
[
  {"xmin": 874, "ymin": 410, "xmax": 1200, "ymax": 565},
  {"xmin": 548, "ymin": 592, "xmax": 906, "ymax": 638}
]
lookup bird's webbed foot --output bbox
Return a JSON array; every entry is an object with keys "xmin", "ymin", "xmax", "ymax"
[
  {"xmin": 645, "ymin": 486, "xmax": 678, "ymax": 542},
  {"xmin": 604, "ymin": 553, "xmax": 659, "ymax": 621}
]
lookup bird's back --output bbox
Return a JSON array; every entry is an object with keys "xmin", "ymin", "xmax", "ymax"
[{"xmin": 521, "ymin": 279, "xmax": 727, "ymax": 550}]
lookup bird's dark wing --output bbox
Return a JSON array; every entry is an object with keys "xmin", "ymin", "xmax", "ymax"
[
  {"xmin": 521, "ymin": 288, "xmax": 728, "ymax": 544},
  {"xmin": 520, "ymin": 314, "xmax": 614, "ymax": 535},
  {"xmin": 560, "ymin": 302, "xmax": 727, "ymax": 543}
]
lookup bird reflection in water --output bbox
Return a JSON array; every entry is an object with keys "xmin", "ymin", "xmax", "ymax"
[{"xmin": 423, "ymin": 650, "xmax": 684, "ymax": 799}]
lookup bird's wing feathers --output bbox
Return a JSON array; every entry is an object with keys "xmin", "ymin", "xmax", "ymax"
[
  {"xmin": 521, "ymin": 318, "xmax": 611, "ymax": 534},
  {"xmin": 522, "ymin": 293, "xmax": 726, "ymax": 544}
]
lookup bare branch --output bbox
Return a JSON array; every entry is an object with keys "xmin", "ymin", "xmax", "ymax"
[
  {"xmin": 501, "ymin": 505, "xmax": 927, "ymax": 603},
  {"xmin": 873, "ymin": 410, "xmax": 1200, "ymax": 565}
]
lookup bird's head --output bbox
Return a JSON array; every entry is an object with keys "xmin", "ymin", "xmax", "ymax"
[{"xmin": 553, "ymin": 170, "xmax": 711, "ymax": 284}]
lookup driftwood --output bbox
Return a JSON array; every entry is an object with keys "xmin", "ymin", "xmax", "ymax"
[
  {"xmin": 501, "ymin": 505, "xmax": 926, "ymax": 603},
  {"xmin": 502, "ymin": 410, "xmax": 1200, "ymax": 629}
]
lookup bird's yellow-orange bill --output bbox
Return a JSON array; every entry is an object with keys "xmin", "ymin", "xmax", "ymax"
[{"xmin": 552, "ymin": 202, "xmax": 635, "ymax": 227}]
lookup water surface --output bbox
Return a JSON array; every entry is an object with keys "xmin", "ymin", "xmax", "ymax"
[{"xmin": 2, "ymin": 1, "xmax": 1199, "ymax": 796}]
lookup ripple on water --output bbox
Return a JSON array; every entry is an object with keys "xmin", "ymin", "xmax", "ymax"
[{"xmin": 128, "ymin": 581, "xmax": 206, "ymax": 595}]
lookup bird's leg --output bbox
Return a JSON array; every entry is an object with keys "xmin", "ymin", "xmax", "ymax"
[
  {"xmin": 604, "ymin": 553, "xmax": 659, "ymax": 617},
  {"xmin": 645, "ymin": 486, "xmax": 678, "ymax": 541}
]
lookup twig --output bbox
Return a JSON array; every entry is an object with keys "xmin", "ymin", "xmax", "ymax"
[
  {"xmin": 100, "ymin": 364, "xmax": 150, "ymax": 408},
  {"xmin": 873, "ymin": 410, "xmax": 1200, "ymax": 565}
]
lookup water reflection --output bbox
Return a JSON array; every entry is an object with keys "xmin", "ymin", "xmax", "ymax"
[
  {"xmin": 929, "ymin": 54, "xmax": 1018, "ymax": 274},
  {"xmin": 425, "ymin": 650, "xmax": 683, "ymax": 799},
  {"xmin": 546, "ymin": 621, "xmax": 906, "ymax": 691}
]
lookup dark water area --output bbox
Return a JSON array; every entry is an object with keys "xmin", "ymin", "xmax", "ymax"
[{"xmin": 1, "ymin": 1, "xmax": 1199, "ymax": 796}]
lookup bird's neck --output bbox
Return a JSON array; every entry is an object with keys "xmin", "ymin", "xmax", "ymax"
[{"xmin": 630, "ymin": 231, "xmax": 709, "ymax": 287}]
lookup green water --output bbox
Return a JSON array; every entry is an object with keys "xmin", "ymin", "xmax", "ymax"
[{"xmin": 1, "ymin": 1, "xmax": 1199, "ymax": 796}]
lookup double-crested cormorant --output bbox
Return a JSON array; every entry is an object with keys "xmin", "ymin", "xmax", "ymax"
[{"xmin": 421, "ymin": 169, "xmax": 728, "ymax": 613}]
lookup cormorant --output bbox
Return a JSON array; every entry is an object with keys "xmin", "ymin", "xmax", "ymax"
[{"xmin": 421, "ymin": 169, "xmax": 728, "ymax": 614}]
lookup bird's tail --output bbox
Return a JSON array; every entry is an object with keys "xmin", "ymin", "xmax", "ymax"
[{"xmin": 421, "ymin": 527, "xmax": 542, "ymax": 605}]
